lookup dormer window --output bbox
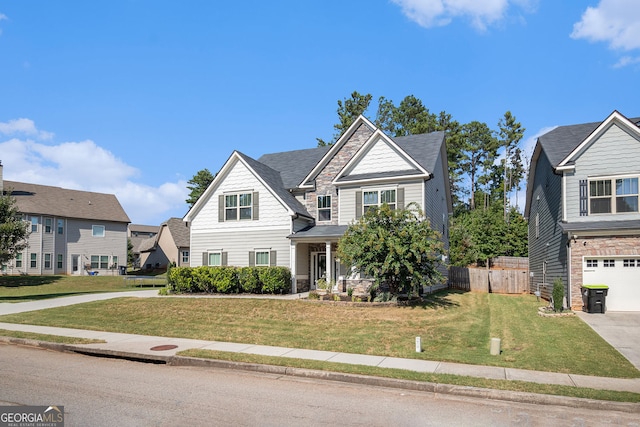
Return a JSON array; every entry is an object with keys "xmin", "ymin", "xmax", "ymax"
[{"xmin": 318, "ymin": 195, "xmax": 331, "ymax": 221}]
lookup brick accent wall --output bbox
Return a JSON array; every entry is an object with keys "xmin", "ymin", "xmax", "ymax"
[{"xmin": 568, "ymin": 235, "xmax": 640, "ymax": 310}]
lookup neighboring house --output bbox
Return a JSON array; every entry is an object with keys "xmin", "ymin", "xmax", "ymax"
[
  {"xmin": 139, "ymin": 217, "xmax": 190, "ymax": 269},
  {"xmin": 0, "ymin": 162, "xmax": 130, "ymax": 276},
  {"xmin": 525, "ymin": 111, "xmax": 640, "ymax": 311},
  {"xmin": 184, "ymin": 115, "xmax": 452, "ymax": 293},
  {"xmin": 128, "ymin": 224, "xmax": 160, "ymax": 268}
]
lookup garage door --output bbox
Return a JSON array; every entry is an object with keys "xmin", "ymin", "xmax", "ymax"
[{"xmin": 583, "ymin": 257, "xmax": 640, "ymax": 311}]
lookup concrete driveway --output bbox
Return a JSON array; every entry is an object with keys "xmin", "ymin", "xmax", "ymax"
[{"xmin": 576, "ymin": 311, "xmax": 640, "ymax": 371}]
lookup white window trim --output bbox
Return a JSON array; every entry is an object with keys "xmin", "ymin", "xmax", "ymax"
[
  {"xmin": 588, "ymin": 175, "xmax": 639, "ymax": 215},
  {"xmin": 208, "ymin": 251, "xmax": 223, "ymax": 266},
  {"xmin": 363, "ymin": 187, "xmax": 397, "ymax": 214},
  {"xmin": 224, "ymin": 192, "xmax": 253, "ymax": 221},
  {"xmin": 317, "ymin": 195, "xmax": 332, "ymax": 222},
  {"xmin": 92, "ymin": 225, "xmax": 106, "ymax": 237},
  {"xmin": 255, "ymin": 249, "xmax": 270, "ymax": 267}
]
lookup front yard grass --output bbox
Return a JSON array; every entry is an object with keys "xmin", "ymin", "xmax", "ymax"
[
  {"xmin": 0, "ymin": 289, "xmax": 637, "ymax": 379},
  {"xmin": 0, "ymin": 275, "xmax": 164, "ymax": 303}
]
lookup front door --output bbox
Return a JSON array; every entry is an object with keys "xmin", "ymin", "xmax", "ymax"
[
  {"xmin": 311, "ymin": 252, "xmax": 340, "ymax": 290},
  {"xmin": 72, "ymin": 255, "xmax": 80, "ymax": 275}
]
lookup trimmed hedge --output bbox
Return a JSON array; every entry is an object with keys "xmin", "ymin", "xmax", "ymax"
[{"xmin": 167, "ymin": 266, "xmax": 291, "ymax": 295}]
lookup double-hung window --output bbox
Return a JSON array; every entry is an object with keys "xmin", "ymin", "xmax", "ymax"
[
  {"xmin": 31, "ymin": 216, "xmax": 39, "ymax": 232},
  {"xmin": 317, "ymin": 195, "xmax": 331, "ymax": 221},
  {"xmin": 225, "ymin": 193, "xmax": 252, "ymax": 221},
  {"xmin": 208, "ymin": 252, "xmax": 222, "ymax": 266},
  {"xmin": 589, "ymin": 177, "xmax": 639, "ymax": 214},
  {"xmin": 255, "ymin": 250, "xmax": 270, "ymax": 266},
  {"xmin": 57, "ymin": 219, "xmax": 64, "ymax": 234},
  {"xmin": 363, "ymin": 189, "xmax": 396, "ymax": 214},
  {"xmin": 92, "ymin": 225, "xmax": 105, "ymax": 237},
  {"xmin": 44, "ymin": 218, "xmax": 53, "ymax": 233}
]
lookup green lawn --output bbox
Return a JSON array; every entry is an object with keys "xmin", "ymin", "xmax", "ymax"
[
  {"xmin": 0, "ymin": 289, "xmax": 637, "ymax": 379},
  {"xmin": 0, "ymin": 275, "xmax": 165, "ymax": 303}
]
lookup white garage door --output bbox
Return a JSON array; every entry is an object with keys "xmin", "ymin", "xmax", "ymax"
[{"xmin": 583, "ymin": 257, "xmax": 640, "ymax": 311}]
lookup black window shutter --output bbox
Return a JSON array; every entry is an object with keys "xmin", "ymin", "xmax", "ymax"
[
  {"xmin": 218, "ymin": 195, "xmax": 225, "ymax": 222},
  {"xmin": 355, "ymin": 191, "xmax": 362, "ymax": 219},
  {"xmin": 253, "ymin": 192, "xmax": 259, "ymax": 220},
  {"xmin": 579, "ymin": 180, "xmax": 588, "ymax": 216}
]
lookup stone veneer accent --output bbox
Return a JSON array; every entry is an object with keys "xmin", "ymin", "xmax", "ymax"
[
  {"xmin": 304, "ymin": 123, "xmax": 374, "ymax": 224},
  {"xmin": 568, "ymin": 234, "xmax": 640, "ymax": 310}
]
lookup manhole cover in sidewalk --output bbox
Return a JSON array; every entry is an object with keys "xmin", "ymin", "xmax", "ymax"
[{"xmin": 150, "ymin": 345, "xmax": 178, "ymax": 351}]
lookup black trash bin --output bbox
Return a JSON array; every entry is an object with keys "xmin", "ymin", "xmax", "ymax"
[
  {"xmin": 581, "ymin": 285, "xmax": 608, "ymax": 313},
  {"xmin": 119, "ymin": 265, "xmax": 127, "ymax": 275}
]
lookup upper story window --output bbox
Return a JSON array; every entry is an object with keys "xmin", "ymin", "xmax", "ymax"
[
  {"xmin": 92, "ymin": 225, "xmax": 105, "ymax": 237},
  {"xmin": 57, "ymin": 219, "xmax": 64, "ymax": 234},
  {"xmin": 363, "ymin": 189, "xmax": 396, "ymax": 214},
  {"xmin": 31, "ymin": 216, "xmax": 39, "ymax": 232},
  {"xmin": 225, "ymin": 193, "xmax": 252, "ymax": 221},
  {"xmin": 317, "ymin": 195, "xmax": 331, "ymax": 221},
  {"xmin": 44, "ymin": 218, "xmax": 53, "ymax": 233},
  {"xmin": 589, "ymin": 177, "xmax": 638, "ymax": 214}
]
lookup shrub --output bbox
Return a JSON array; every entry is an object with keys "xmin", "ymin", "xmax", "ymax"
[
  {"xmin": 347, "ymin": 286, "xmax": 354, "ymax": 297},
  {"xmin": 258, "ymin": 266, "xmax": 291, "ymax": 294},
  {"xmin": 192, "ymin": 267, "xmax": 216, "ymax": 293},
  {"xmin": 553, "ymin": 277, "xmax": 564, "ymax": 312},
  {"xmin": 238, "ymin": 267, "xmax": 261, "ymax": 294},
  {"xmin": 211, "ymin": 267, "xmax": 239, "ymax": 293},
  {"xmin": 167, "ymin": 267, "xmax": 193, "ymax": 293},
  {"xmin": 308, "ymin": 290, "xmax": 320, "ymax": 300}
]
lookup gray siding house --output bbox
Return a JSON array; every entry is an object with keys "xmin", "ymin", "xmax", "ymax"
[
  {"xmin": 184, "ymin": 115, "xmax": 452, "ymax": 293},
  {"xmin": 525, "ymin": 111, "xmax": 640, "ymax": 311},
  {"xmin": 1, "ymin": 163, "xmax": 130, "ymax": 276}
]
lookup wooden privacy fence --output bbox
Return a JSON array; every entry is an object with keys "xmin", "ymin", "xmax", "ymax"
[{"xmin": 449, "ymin": 266, "xmax": 529, "ymax": 294}]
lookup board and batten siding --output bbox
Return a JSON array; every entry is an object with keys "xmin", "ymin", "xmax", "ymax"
[
  {"xmin": 190, "ymin": 228, "xmax": 291, "ymax": 267},
  {"xmin": 528, "ymin": 150, "xmax": 567, "ymax": 300},
  {"xmin": 565, "ymin": 123, "xmax": 640, "ymax": 223}
]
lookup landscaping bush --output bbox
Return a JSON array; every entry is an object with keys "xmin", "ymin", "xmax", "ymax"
[
  {"xmin": 211, "ymin": 267, "xmax": 239, "ymax": 294},
  {"xmin": 167, "ymin": 267, "xmax": 193, "ymax": 293},
  {"xmin": 553, "ymin": 277, "xmax": 564, "ymax": 312},
  {"xmin": 258, "ymin": 266, "xmax": 290, "ymax": 294},
  {"xmin": 238, "ymin": 267, "xmax": 261, "ymax": 293},
  {"xmin": 192, "ymin": 267, "xmax": 217, "ymax": 293}
]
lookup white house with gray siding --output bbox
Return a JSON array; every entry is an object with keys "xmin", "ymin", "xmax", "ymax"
[
  {"xmin": 184, "ymin": 115, "xmax": 452, "ymax": 293},
  {"xmin": 0, "ymin": 162, "xmax": 130, "ymax": 276},
  {"xmin": 525, "ymin": 111, "xmax": 640, "ymax": 311}
]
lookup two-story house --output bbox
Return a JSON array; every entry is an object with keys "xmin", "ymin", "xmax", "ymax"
[
  {"xmin": 184, "ymin": 115, "xmax": 452, "ymax": 293},
  {"xmin": 525, "ymin": 111, "xmax": 640, "ymax": 311},
  {"xmin": 1, "ymin": 162, "xmax": 130, "ymax": 276},
  {"xmin": 139, "ymin": 217, "xmax": 190, "ymax": 269}
]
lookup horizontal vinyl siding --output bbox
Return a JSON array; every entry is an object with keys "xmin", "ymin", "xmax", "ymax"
[
  {"xmin": 191, "ymin": 228, "xmax": 291, "ymax": 268},
  {"xmin": 528, "ymin": 151, "xmax": 567, "ymax": 298},
  {"xmin": 349, "ymin": 138, "xmax": 414, "ymax": 175},
  {"xmin": 566, "ymin": 124, "xmax": 640, "ymax": 222},
  {"xmin": 191, "ymin": 160, "xmax": 290, "ymax": 233},
  {"xmin": 338, "ymin": 180, "xmax": 423, "ymax": 225}
]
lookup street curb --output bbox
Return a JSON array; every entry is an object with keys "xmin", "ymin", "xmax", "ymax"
[{"xmin": 2, "ymin": 336, "xmax": 639, "ymax": 414}]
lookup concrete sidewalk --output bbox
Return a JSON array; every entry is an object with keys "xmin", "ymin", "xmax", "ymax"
[{"xmin": 1, "ymin": 290, "xmax": 639, "ymax": 398}]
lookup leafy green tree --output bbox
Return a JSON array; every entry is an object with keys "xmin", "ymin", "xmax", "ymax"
[
  {"xmin": 0, "ymin": 188, "xmax": 30, "ymax": 265},
  {"xmin": 337, "ymin": 203, "xmax": 445, "ymax": 296},
  {"xmin": 458, "ymin": 121, "xmax": 499, "ymax": 210},
  {"xmin": 317, "ymin": 91, "xmax": 372, "ymax": 146},
  {"xmin": 186, "ymin": 168, "xmax": 215, "ymax": 207},
  {"xmin": 375, "ymin": 95, "xmax": 437, "ymax": 137},
  {"xmin": 497, "ymin": 111, "xmax": 525, "ymax": 219}
]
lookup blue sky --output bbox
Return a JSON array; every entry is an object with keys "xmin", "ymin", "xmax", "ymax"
[{"xmin": 1, "ymin": 0, "xmax": 638, "ymax": 225}]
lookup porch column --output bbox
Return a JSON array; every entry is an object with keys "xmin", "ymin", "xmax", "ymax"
[
  {"xmin": 325, "ymin": 241, "xmax": 332, "ymax": 290},
  {"xmin": 290, "ymin": 241, "xmax": 297, "ymax": 294}
]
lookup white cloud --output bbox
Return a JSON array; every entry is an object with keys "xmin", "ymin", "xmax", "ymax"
[
  {"xmin": 391, "ymin": 0, "xmax": 535, "ymax": 31},
  {"xmin": 571, "ymin": 0, "xmax": 640, "ymax": 51},
  {"xmin": 0, "ymin": 118, "xmax": 54, "ymax": 140},
  {"xmin": 613, "ymin": 55, "xmax": 640, "ymax": 68},
  {"xmin": 0, "ymin": 118, "xmax": 189, "ymax": 225},
  {"xmin": 0, "ymin": 13, "xmax": 7, "ymax": 36}
]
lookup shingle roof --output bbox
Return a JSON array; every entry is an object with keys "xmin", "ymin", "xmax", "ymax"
[
  {"xmin": 560, "ymin": 219, "xmax": 640, "ymax": 232},
  {"xmin": 258, "ymin": 145, "xmax": 331, "ymax": 189},
  {"xmin": 394, "ymin": 131, "xmax": 445, "ymax": 173},
  {"xmin": 236, "ymin": 151, "xmax": 313, "ymax": 218},
  {"xmin": 5, "ymin": 180, "xmax": 130, "ymax": 223},
  {"xmin": 164, "ymin": 217, "xmax": 190, "ymax": 248},
  {"xmin": 288, "ymin": 225, "xmax": 349, "ymax": 240},
  {"xmin": 539, "ymin": 117, "xmax": 640, "ymax": 167}
]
